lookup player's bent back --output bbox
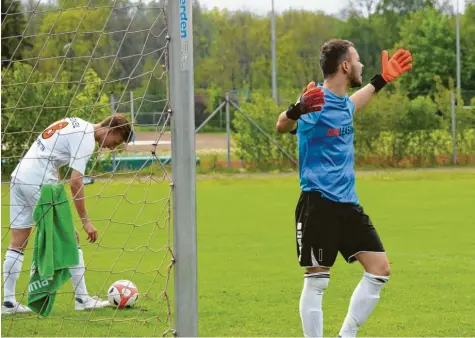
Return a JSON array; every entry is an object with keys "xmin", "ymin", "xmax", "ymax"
[{"xmin": 11, "ymin": 117, "xmax": 95, "ymax": 185}]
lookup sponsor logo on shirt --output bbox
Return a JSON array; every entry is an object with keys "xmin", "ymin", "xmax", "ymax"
[{"xmin": 326, "ymin": 125, "xmax": 354, "ymax": 137}]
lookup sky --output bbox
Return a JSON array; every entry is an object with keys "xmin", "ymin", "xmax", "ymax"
[
  {"xmin": 197, "ymin": 0, "xmax": 466, "ymax": 15},
  {"xmin": 198, "ymin": 0, "xmax": 348, "ymax": 15}
]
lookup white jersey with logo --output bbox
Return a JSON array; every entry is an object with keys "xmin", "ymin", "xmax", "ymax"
[{"xmin": 11, "ymin": 117, "xmax": 96, "ymax": 186}]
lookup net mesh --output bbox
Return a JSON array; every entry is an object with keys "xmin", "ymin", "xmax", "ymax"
[{"xmin": 1, "ymin": 0, "xmax": 175, "ymax": 336}]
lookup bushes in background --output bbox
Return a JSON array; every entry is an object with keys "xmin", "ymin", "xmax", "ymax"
[{"xmin": 233, "ymin": 82, "xmax": 475, "ymax": 170}]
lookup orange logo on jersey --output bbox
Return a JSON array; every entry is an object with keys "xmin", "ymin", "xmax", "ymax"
[{"xmin": 42, "ymin": 121, "xmax": 69, "ymax": 139}]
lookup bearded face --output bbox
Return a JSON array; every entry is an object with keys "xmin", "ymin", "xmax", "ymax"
[{"xmin": 344, "ymin": 47, "xmax": 364, "ymax": 88}]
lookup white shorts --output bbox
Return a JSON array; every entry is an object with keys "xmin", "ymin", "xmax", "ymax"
[{"xmin": 9, "ymin": 178, "xmax": 42, "ymax": 229}]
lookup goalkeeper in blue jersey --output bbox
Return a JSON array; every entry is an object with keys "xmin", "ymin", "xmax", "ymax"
[{"xmin": 276, "ymin": 39, "xmax": 412, "ymax": 337}]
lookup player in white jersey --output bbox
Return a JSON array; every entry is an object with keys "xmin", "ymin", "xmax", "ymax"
[{"xmin": 3, "ymin": 114, "xmax": 133, "ymax": 314}]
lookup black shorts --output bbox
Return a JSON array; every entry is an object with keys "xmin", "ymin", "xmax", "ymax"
[{"xmin": 295, "ymin": 191, "xmax": 385, "ymax": 268}]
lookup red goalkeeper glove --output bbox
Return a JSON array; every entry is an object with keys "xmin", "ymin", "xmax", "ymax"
[
  {"xmin": 286, "ymin": 81, "xmax": 325, "ymax": 120},
  {"xmin": 371, "ymin": 48, "xmax": 413, "ymax": 92}
]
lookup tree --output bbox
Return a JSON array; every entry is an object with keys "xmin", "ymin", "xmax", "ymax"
[
  {"xmin": 461, "ymin": 2, "xmax": 475, "ymax": 95},
  {"xmin": 397, "ymin": 8, "xmax": 456, "ymax": 96},
  {"xmin": 376, "ymin": 0, "xmax": 437, "ymax": 15},
  {"xmin": 277, "ymin": 10, "xmax": 341, "ymax": 90},
  {"xmin": 1, "ymin": 0, "xmax": 33, "ymax": 68},
  {"xmin": 28, "ymin": 0, "xmax": 112, "ymax": 79}
]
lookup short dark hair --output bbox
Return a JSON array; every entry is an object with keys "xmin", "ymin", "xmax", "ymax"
[
  {"xmin": 100, "ymin": 114, "xmax": 134, "ymax": 143},
  {"xmin": 319, "ymin": 39, "xmax": 354, "ymax": 78}
]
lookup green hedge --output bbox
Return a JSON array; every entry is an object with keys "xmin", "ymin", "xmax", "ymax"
[{"xmin": 232, "ymin": 81, "xmax": 475, "ymax": 170}]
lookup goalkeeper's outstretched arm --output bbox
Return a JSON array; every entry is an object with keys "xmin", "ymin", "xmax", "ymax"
[
  {"xmin": 351, "ymin": 49, "xmax": 413, "ymax": 114},
  {"xmin": 276, "ymin": 111, "xmax": 298, "ymax": 133},
  {"xmin": 350, "ymin": 83, "xmax": 377, "ymax": 114}
]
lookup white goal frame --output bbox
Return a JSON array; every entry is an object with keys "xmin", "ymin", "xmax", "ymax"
[{"xmin": 168, "ymin": 0, "xmax": 198, "ymax": 336}]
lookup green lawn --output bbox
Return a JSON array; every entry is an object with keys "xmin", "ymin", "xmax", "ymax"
[{"xmin": 2, "ymin": 170, "xmax": 475, "ymax": 337}]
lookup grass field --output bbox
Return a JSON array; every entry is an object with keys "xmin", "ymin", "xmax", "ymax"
[{"xmin": 2, "ymin": 170, "xmax": 475, "ymax": 337}]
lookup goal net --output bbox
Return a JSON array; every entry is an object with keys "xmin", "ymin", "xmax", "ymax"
[{"xmin": 1, "ymin": 0, "xmax": 182, "ymax": 336}]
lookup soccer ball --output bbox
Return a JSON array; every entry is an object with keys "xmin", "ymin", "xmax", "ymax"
[{"xmin": 108, "ymin": 280, "xmax": 139, "ymax": 308}]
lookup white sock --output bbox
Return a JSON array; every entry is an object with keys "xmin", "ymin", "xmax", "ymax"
[
  {"xmin": 299, "ymin": 272, "xmax": 330, "ymax": 338},
  {"xmin": 3, "ymin": 249, "xmax": 24, "ymax": 304},
  {"xmin": 69, "ymin": 247, "xmax": 89, "ymax": 301},
  {"xmin": 339, "ymin": 272, "xmax": 389, "ymax": 337}
]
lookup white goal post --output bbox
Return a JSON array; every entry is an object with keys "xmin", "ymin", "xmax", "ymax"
[{"xmin": 168, "ymin": 0, "xmax": 198, "ymax": 336}]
